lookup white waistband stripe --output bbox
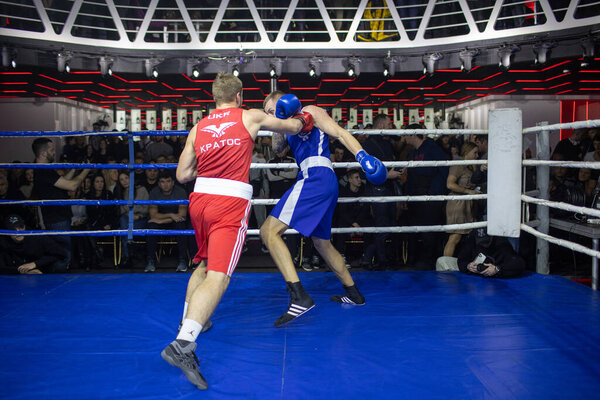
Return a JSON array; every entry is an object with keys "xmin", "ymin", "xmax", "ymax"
[
  {"xmin": 299, "ymin": 156, "xmax": 333, "ymax": 173},
  {"xmin": 194, "ymin": 177, "xmax": 253, "ymax": 201}
]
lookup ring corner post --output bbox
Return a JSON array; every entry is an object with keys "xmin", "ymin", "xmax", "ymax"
[
  {"xmin": 127, "ymin": 130, "xmax": 135, "ymax": 242},
  {"xmin": 487, "ymin": 108, "xmax": 522, "ymax": 240},
  {"xmin": 535, "ymin": 123, "xmax": 550, "ymax": 275}
]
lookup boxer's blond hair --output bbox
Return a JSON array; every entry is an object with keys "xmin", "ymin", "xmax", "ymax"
[{"xmin": 212, "ymin": 72, "xmax": 243, "ymax": 106}]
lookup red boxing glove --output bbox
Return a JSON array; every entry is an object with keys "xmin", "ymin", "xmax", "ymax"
[{"xmin": 292, "ymin": 111, "xmax": 314, "ymax": 133}]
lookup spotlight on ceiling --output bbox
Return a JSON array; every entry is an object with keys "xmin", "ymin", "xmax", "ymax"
[
  {"xmin": 422, "ymin": 53, "xmax": 442, "ymax": 76},
  {"xmin": 269, "ymin": 57, "xmax": 283, "ymax": 78},
  {"xmin": 533, "ymin": 42, "xmax": 554, "ymax": 65},
  {"xmin": 186, "ymin": 58, "xmax": 203, "ymax": 78},
  {"xmin": 1, "ymin": 46, "xmax": 16, "ymax": 69},
  {"xmin": 308, "ymin": 56, "xmax": 322, "ymax": 78},
  {"xmin": 459, "ymin": 49, "xmax": 478, "ymax": 73},
  {"xmin": 498, "ymin": 45, "xmax": 519, "ymax": 70},
  {"xmin": 145, "ymin": 58, "xmax": 160, "ymax": 78},
  {"xmin": 581, "ymin": 36, "xmax": 597, "ymax": 68},
  {"xmin": 99, "ymin": 56, "xmax": 114, "ymax": 77},
  {"xmin": 383, "ymin": 54, "xmax": 397, "ymax": 78},
  {"xmin": 232, "ymin": 66, "xmax": 240, "ymax": 77},
  {"xmin": 347, "ymin": 57, "xmax": 361, "ymax": 78},
  {"xmin": 57, "ymin": 51, "xmax": 72, "ymax": 73}
]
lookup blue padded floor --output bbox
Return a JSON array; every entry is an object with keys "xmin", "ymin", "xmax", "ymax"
[{"xmin": 1, "ymin": 271, "xmax": 599, "ymax": 400}]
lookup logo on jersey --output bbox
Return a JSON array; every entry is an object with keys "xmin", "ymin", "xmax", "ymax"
[
  {"xmin": 200, "ymin": 122, "xmax": 237, "ymax": 138},
  {"xmin": 298, "ymin": 130, "xmax": 311, "ymax": 141}
]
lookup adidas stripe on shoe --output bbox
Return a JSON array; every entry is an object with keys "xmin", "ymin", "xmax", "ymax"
[
  {"xmin": 274, "ymin": 301, "xmax": 315, "ymax": 327},
  {"xmin": 330, "ymin": 295, "xmax": 365, "ymax": 305}
]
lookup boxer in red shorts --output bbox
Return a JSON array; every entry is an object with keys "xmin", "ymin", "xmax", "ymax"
[{"xmin": 160, "ymin": 72, "xmax": 313, "ymax": 390}]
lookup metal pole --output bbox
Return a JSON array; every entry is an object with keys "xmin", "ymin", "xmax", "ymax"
[
  {"xmin": 127, "ymin": 131, "xmax": 134, "ymax": 241},
  {"xmin": 536, "ymin": 123, "xmax": 550, "ymax": 274},
  {"xmin": 270, "ymin": 77, "xmax": 277, "ymax": 93}
]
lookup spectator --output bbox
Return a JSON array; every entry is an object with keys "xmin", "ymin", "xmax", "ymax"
[
  {"xmin": 108, "ymin": 136, "xmax": 129, "ymax": 163},
  {"xmin": 444, "ymin": 142, "xmax": 480, "ymax": 257},
  {"xmin": 0, "ymin": 214, "xmax": 68, "ymax": 274},
  {"xmin": 19, "ymin": 168, "xmax": 34, "ymax": 199},
  {"xmin": 68, "ymin": 185, "xmax": 90, "ymax": 270},
  {"xmin": 552, "ymin": 128, "xmax": 585, "ymax": 161},
  {"xmin": 334, "ymin": 169, "xmax": 371, "ymax": 267},
  {"xmin": 583, "ymin": 132, "xmax": 600, "ymax": 163},
  {"xmin": 266, "ymin": 147, "xmax": 297, "ymax": 203},
  {"xmin": 32, "ymin": 138, "xmax": 91, "ymax": 268},
  {"xmin": 575, "ymin": 168, "xmax": 596, "ymax": 206},
  {"xmin": 402, "ymin": 124, "xmax": 449, "ymax": 267},
  {"xmin": 113, "ymin": 171, "xmax": 149, "ymax": 269},
  {"xmin": 96, "ymin": 138, "xmax": 109, "ymax": 164},
  {"xmin": 0, "ymin": 174, "xmax": 34, "ymax": 228},
  {"xmin": 360, "ymin": 114, "xmax": 403, "ymax": 268},
  {"xmin": 142, "ymin": 165, "xmax": 159, "ymax": 193},
  {"xmin": 102, "ymin": 160, "xmax": 119, "ymax": 193},
  {"xmin": 330, "ymin": 144, "xmax": 349, "ymax": 183},
  {"xmin": 457, "ymin": 229, "xmax": 526, "ymax": 278},
  {"xmin": 145, "ymin": 135, "xmax": 174, "ymax": 162},
  {"xmin": 146, "ymin": 171, "xmax": 188, "ymax": 273},
  {"xmin": 249, "ymin": 143, "xmax": 269, "ymax": 230}
]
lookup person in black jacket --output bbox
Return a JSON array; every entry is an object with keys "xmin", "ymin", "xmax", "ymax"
[
  {"xmin": 0, "ymin": 214, "xmax": 68, "ymax": 274},
  {"xmin": 334, "ymin": 169, "xmax": 372, "ymax": 267},
  {"xmin": 456, "ymin": 228, "xmax": 526, "ymax": 278}
]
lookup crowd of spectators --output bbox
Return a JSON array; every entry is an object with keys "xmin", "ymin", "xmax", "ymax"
[{"xmin": 1, "ymin": 113, "xmax": 559, "ymax": 278}]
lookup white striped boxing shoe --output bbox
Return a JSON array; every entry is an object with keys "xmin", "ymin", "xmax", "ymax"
[
  {"xmin": 330, "ymin": 284, "xmax": 365, "ymax": 306},
  {"xmin": 274, "ymin": 281, "xmax": 315, "ymax": 327}
]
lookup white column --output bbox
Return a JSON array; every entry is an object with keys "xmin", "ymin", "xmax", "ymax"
[{"xmin": 487, "ymin": 108, "xmax": 522, "ymax": 237}]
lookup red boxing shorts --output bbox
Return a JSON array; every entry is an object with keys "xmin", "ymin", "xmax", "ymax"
[{"xmin": 189, "ymin": 191, "xmax": 251, "ymax": 276}]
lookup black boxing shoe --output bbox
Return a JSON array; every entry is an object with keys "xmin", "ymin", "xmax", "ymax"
[
  {"xmin": 331, "ymin": 284, "xmax": 365, "ymax": 305},
  {"xmin": 274, "ymin": 281, "xmax": 315, "ymax": 327},
  {"xmin": 161, "ymin": 339, "xmax": 208, "ymax": 390}
]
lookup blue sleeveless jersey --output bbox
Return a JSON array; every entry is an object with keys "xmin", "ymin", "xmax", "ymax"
[
  {"xmin": 286, "ymin": 126, "xmax": 330, "ymax": 167},
  {"xmin": 269, "ymin": 125, "xmax": 338, "ymax": 239}
]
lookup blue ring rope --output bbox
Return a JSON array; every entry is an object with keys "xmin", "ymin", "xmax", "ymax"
[
  {"xmin": 0, "ymin": 163, "xmax": 178, "ymax": 169},
  {"xmin": 0, "ymin": 229, "xmax": 194, "ymax": 236},
  {"xmin": 0, "ymin": 199, "xmax": 188, "ymax": 206},
  {"xmin": 0, "ymin": 130, "xmax": 189, "ymax": 137}
]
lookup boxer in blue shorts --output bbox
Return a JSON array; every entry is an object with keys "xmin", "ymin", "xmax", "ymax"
[{"xmin": 260, "ymin": 92, "xmax": 387, "ymax": 326}]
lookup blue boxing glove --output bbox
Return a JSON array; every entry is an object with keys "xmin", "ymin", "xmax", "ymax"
[
  {"xmin": 355, "ymin": 150, "xmax": 387, "ymax": 185},
  {"xmin": 275, "ymin": 94, "xmax": 302, "ymax": 119}
]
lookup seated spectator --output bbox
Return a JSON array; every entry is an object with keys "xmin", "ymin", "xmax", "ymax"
[
  {"xmin": 146, "ymin": 171, "xmax": 188, "ymax": 273},
  {"xmin": 145, "ymin": 135, "xmax": 174, "ymax": 162},
  {"xmin": 113, "ymin": 170, "xmax": 149, "ymax": 269},
  {"xmin": 96, "ymin": 138, "xmax": 109, "ymax": 164},
  {"xmin": 142, "ymin": 165, "xmax": 159, "ymax": 193},
  {"xmin": 69, "ymin": 185, "xmax": 90, "ymax": 270},
  {"xmin": 435, "ymin": 228, "xmax": 526, "ymax": 278},
  {"xmin": 102, "ymin": 161, "xmax": 119, "ymax": 193},
  {"xmin": 1, "ymin": 173, "xmax": 35, "ymax": 229},
  {"xmin": 0, "ymin": 214, "xmax": 68, "ymax": 274},
  {"xmin": 583, "ymin": 132, "xmax": 600, "ymax": 163},
  {"xmin": 575, "ymin": 168, "xmax": 596, "ymax": 207},
  {"xmin": 85, "ymin": 174, "xmax": 118, "ymax": 269}
]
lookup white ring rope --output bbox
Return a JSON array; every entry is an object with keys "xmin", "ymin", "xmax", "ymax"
[
  {"xmin": 522, "ymin": 194, "xmax": 600, "ymax": 219},
  {"xmin": 522, "ymin": 160, "xmax": 600, "ymax": 169},
  {"xmin": 521, "ymin": 224, "xmax": 600, "ymax": 260},
  {"xmin": 522, "ymin": 119, "xmax": 600, "ymax": 134},
  {"xmin": 0, "ymin": 222, "xmax": 487, "ymax": 236},
  {"xmin": 0, "ymin": 194, "xmax": 487, "ymax": 206}
]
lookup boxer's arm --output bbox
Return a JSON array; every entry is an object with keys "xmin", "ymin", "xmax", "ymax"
[
  {"xmin": 176, "ymin": 125, "xmax": 198, "ymax": 184},
  {"xmin": 243, "ymin": 109, "xmax": 304, "ymax": 140},
  {"xmin": 304, "ymin": 105, "xmax": 362, "ymax": 156}
]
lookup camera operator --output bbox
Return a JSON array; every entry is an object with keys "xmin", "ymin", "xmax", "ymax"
[
  {"xmin": 456, "ymin": 228, "xmax": 526, "ymax": 278},
  {"xmin": 0, "ymin": 214, "xmax": 69, "ymax": 274}
]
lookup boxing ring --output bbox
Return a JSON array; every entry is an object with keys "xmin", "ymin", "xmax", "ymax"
[{"xmin": 2, "ymin": 113, "xmax": 600, "ymax": 399}]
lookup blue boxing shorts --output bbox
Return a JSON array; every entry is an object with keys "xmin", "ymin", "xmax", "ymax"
[{"xmin": 270, "ymin": 165, "xmax": 338, "ymax": 240}]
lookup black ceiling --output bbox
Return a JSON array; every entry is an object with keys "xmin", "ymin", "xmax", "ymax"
[{"xmin": 1, "ymin": 55, "xmax": 598, "ymax": 119}]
